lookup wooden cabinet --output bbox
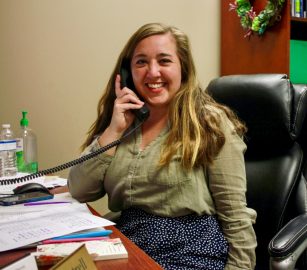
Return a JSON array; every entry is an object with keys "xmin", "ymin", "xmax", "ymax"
[
  {"xmin": 221, "ymin": 0, "xmax": 307, "ymax": 81},
  {"xmin": 291, "ymin": 17, "xmax": 307, "ymax": 40}
]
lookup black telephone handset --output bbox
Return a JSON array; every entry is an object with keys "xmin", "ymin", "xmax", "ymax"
[{"xmin": 120, "ymin": 61, "xmax": 150, "ymax": 122}]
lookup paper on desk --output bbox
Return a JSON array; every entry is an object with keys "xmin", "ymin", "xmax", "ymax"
[
  {"xmin": 0, "ymin": 194, "xmax": 84, "ymax": 224},
  {"xmin": 34, "ymin": 238, "xmax": 128, "ymax": 261},
  {"xmin": 1, "ymin": 254, "xmax": 38, "ymax": 270},
  {"xmin": 0, "ymin": 203, "xmax": 115, "ymax": 252},
  {"xmin": 0, "ymin": 173, "xmax": 67, "ymax": 196}
]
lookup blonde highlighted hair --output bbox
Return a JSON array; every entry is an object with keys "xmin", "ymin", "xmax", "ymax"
[{"xmin": 82, "ymin": 23, "xmax": 246, "ymax": 169}]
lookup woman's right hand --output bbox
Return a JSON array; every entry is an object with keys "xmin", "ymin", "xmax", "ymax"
[{"xmin": 97, "ymin": 74, "xmax": 144, "ymax": 150}]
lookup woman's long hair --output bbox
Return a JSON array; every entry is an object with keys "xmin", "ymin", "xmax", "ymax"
[{"xmin": 82, "ymin": 23, "xmax": 246, "ymax": 169}]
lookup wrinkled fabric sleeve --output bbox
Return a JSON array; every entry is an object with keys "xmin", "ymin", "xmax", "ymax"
[
  {"xmin": 68, "ymin": 138, "xmax": 114, "ymax": 203},
  {"xmin": 207, "ymin": 115, "xmax": 257, "ymax": 270}
]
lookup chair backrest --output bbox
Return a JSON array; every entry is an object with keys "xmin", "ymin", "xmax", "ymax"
[
  {"xmin": 293, "ymin": 83, "xmax": 307, "ymax": 167},
  {"xmin": 207, "ymin": 74, "xmax": 307, "ymax": 270},
  {"xmin": 291, "ymin": 83, "xmax": 307, "ymax": 230}
]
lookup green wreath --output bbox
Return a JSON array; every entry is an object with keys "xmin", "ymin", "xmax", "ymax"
[{"xmin": 229, "ymin": 0, "xmax": 286, "ymax": 37}]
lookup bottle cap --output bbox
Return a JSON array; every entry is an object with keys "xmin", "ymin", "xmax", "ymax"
[{"xmin": 20, "ymin": 111, "xmax": 29, "ymax": 127}]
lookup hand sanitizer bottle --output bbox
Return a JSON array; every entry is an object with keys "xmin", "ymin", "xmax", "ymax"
[{"xmin": 16, "ymin": 111, "xmax": 38, "ymax": 173}]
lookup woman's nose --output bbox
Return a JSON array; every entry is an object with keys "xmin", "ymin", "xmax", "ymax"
[{"xmin": 147, "ymin": 62, "xmax": 160, "ymax": 78}]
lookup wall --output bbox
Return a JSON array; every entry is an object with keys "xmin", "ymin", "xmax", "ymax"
[{"xmin": 0, "ymin": 0, "xmax": 220, "ymax": 214}]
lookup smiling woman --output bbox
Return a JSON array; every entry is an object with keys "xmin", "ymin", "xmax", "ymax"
[
  {"xmin": 0, "ymin": 1, "xmax": 219, "ymax": 190},
  {"xmin": 68, "ymin": 23, "xmax": 257, "ymax": 270}
]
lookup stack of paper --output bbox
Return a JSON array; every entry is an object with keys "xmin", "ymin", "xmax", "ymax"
[
  {"xmin": 0, "ymin": 202, "xmax": 115, "ymax": 252},
  {"xmin": 34, "ymin": 238, "xmax": 128, "ymax": 262}
]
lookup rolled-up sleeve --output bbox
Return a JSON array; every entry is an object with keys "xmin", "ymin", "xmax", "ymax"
[
  {"xmin": 207, "ymin": 116, "xmax": 257, "ymax": 270},
  {"xmin": 68, "ymin": 139, "xmax": 113, "ymax": 203}
]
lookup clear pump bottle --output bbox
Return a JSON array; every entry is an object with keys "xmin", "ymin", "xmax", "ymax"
[{"xmin": 16, "ymin": 111, "xmax": 38, "ymax": 173}]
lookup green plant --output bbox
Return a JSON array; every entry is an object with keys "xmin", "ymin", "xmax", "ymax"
[{"xmin": 229, "ymin": 0, "xmax": 286, "ymax": 37}]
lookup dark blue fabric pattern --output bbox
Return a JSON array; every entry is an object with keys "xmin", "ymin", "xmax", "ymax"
[{"xmin": 116, "ymin": 208, "xmax": 228, "ymax": 270}]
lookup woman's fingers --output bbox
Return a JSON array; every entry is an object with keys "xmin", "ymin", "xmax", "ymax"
[
  {"xmin": 115, "ymin": 74, "xmax": 144, "ymax": 107},
  {"xmin": 115, "ymin": 74, "xmax": 123, "ymax": 98},
  {"xmin": 108, "ymin": 74, "xmax": 144, "ymax": 134},
  {"xmin": 116, "ymin": 93, "xmax": 144, "ymax": 107}
]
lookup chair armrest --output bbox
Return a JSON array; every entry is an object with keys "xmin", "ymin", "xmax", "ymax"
[{"xmin": 268, "ymin": 213, "xmax": 307, "ymax": 270}]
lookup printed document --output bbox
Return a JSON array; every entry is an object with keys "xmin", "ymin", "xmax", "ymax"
[{"xmin": 0, "ymin": 203, "xmax": 115, "ymax": 252}]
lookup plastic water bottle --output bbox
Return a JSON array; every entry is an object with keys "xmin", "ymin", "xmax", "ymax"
[
  {"xmin": 0, "ymin": 124, "xmax": 17, "ymax": 177},
  {"xmin": 16, "ymin": 111, "xmax": 38, "ymax": 173}
]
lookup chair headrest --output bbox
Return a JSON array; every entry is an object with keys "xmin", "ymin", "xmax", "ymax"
[{"xmin": 207, "ymin": 74, "xmax": 307, "ymax": 155}]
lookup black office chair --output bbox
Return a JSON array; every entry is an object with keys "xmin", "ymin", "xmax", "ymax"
[
  {"xmin": 207, "ymin": 74, "xmax": 307, "ymax": 270},
  {"xmin": 268, "ymin": 83, "xmax": 307, "ymax": 270}
]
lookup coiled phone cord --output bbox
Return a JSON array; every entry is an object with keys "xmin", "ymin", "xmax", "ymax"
[{"xmin": 0, "ymin": 121, "xmax": 144, "ymax": 186}]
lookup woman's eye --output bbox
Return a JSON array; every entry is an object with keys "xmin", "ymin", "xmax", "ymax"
[
  {"xmin": 160, "ymin": 58, "xmax": 172, "ymax": 64},
  {"xmin": 135, "ymin": 59, "xmax": 146, "ymax": 65}
]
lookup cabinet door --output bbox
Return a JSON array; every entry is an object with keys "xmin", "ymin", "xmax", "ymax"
[{"xmin": 221, "ymin": 0, "xmax": 291, "ymax": 76}]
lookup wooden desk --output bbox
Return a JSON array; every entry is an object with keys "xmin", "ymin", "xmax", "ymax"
[
  {"xmin": 0, "ymin": 187, "xmax": 163, "ymax": 270},
  {"xmin": 0, "ymin": 226, "xmax": 162, "ymax": 270}
]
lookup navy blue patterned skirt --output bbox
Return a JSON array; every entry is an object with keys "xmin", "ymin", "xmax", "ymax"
[{"xmin": 116, "ymin": 208, "xmax": 228, "ymax": 270}]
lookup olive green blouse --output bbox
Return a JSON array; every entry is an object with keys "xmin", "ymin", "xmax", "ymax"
[{"xmin": 68, "ymin": 113, "xmax": 257, "ymax": 270}]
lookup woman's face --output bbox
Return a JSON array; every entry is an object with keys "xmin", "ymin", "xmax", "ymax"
[{"xmin": 131, "ymin": 33, "xmax": 182, "ymax": 110}]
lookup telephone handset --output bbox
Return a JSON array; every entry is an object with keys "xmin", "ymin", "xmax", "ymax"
[
  {"xmin": 0, "ymin": 63, "xmax": 150, "ymax": 187},
  {"xmin": 120, "ymin": 60, "xmax": 150, "ymax": 121}
]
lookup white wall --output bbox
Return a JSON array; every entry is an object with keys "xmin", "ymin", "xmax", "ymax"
[{"xmin": 0, "ymin": 0, "xmax": 220, "ymax": 214}]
